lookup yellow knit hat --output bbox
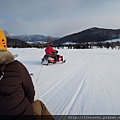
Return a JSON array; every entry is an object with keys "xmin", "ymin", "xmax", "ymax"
[{"xmin": 0, "ymin": 29, "xmax": 7, "ymax": 51}]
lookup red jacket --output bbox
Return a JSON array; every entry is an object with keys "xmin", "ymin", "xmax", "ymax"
[{"xmin": 45, "ymin": 45, "xmax": 57, "ymax": 56}]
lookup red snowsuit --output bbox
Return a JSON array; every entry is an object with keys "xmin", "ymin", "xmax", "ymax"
[{"xmin": 45, "ymin": 45, "xmax": 57, "ymax": 56}]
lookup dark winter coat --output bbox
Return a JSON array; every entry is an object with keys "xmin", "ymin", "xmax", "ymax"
[
  {"xmin": 0, "ymin": 60, "xmax": 35, "ymax": 116},
  {"xmin": 45, "ymin": 45, "xmax": 57, "ymax": 56}
]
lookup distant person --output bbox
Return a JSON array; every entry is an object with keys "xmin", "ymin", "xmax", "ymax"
[
  {"xmin": 45, "ymin": 42, "xmax": 58, "ymax": 61},
  {"xmin": 0, "ymin": 30, "xmax": 54, "ymax": 120}
]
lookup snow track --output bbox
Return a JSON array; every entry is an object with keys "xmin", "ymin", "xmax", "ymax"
[{"xmin": 9, "ymin": 48, "xmax": 120, "ymax": 115}]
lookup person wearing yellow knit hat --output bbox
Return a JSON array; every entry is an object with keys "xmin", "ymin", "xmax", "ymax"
[
  {"xmin": 0, "ymin": 29, "xmax": 14, "ymax": 65},
  {"xmin": 0, "ymin": 29, "xmax": 7, "ymax": 51},
  {"xmin": 0, "ymin": 29, "xmax": 54, "ymax": 120}
]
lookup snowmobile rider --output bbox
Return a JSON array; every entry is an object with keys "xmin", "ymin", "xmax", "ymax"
[
  {"xmin": 45, "ymin": 42, "xmax": 58, "ymax": 61},
  {"xmin": 0, "ymin": 29, "xmax": 54, "ymax": 120}
]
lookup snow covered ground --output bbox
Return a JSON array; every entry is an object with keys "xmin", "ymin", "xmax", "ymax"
[{"xmin": 8, "ymin": 47, "xmax": 120, "ymax": 115}]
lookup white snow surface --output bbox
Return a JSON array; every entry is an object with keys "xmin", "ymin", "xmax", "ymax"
[{"xmin": 8, "ymin": 47, "xmax": 120, "ymax": 115}]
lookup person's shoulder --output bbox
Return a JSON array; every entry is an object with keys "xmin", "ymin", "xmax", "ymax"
[
  {"xmin": 8, "ymin": 60, "xmax": 24, "ymax": 68},
  {"xmin": 10, "ymin": 60, "xmax": 21, "ymax": 65},
  {"xmin": 5, "ymin": 60, "xmax": 21, "ymax": 71},
  {"xmin": 49, "ymin": 45, "xmax": 53, "ymax": 48},
  {"xmin": 14, "ymin": 60, "xmax": 25, "ymax": 67},
  {"xmin": 14, "ymin": 60, "xmax": 21, "ymax": 64}
]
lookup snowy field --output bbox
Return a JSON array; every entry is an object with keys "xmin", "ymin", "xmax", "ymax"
[{"xmin": 8, "ymin": 47, "xmax": 120, "ymax": 115}]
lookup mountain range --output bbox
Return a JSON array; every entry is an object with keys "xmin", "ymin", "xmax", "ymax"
[
  {"xmin": 4, "ymin": 27, "xmax": 120, "ymax": 45},
  {"xmin": 4, "ymin": 30, "xmax": 58, "ymax": 43}
]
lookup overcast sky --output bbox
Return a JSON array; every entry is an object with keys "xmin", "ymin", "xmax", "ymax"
[{"xmin": 1, "ymin": 0, "xmax": 120, "ymax": 37}]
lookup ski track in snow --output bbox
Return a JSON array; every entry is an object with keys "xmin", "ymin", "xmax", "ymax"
[{"xmin": 9, "ymin": 48, "xmax": 120, "ymax": 115}]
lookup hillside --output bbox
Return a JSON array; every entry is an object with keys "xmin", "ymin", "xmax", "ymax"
[
  {"xmin": 6, "ymin": 37, "xmax": 26, "ymax": 44},
  {"xmin": 53, "ymin": 27, "xmax": 120, "ymax": 45}
]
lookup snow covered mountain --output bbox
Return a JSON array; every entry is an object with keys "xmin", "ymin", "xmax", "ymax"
[
  {"xmin": 7, "ymin": 34, "xmax": 47, "ymax": 42},
  {"xmin": 3, "ymin": 30, "xmax": 59, "ymax": 43}
]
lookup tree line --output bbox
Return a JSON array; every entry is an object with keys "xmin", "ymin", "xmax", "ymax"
[{"xmin": 7, "ymin": 40, "xmax": 120, "ymax": 49}]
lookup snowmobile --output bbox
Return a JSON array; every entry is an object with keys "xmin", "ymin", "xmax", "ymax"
[{"xmin": 41, "ymin": 53, "xmax": 66, "ymax": 65}]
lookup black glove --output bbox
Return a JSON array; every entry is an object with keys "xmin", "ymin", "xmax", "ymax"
[{"xmin": 56, "ymin": 50, "xmax": 58, "ymax": 53}]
